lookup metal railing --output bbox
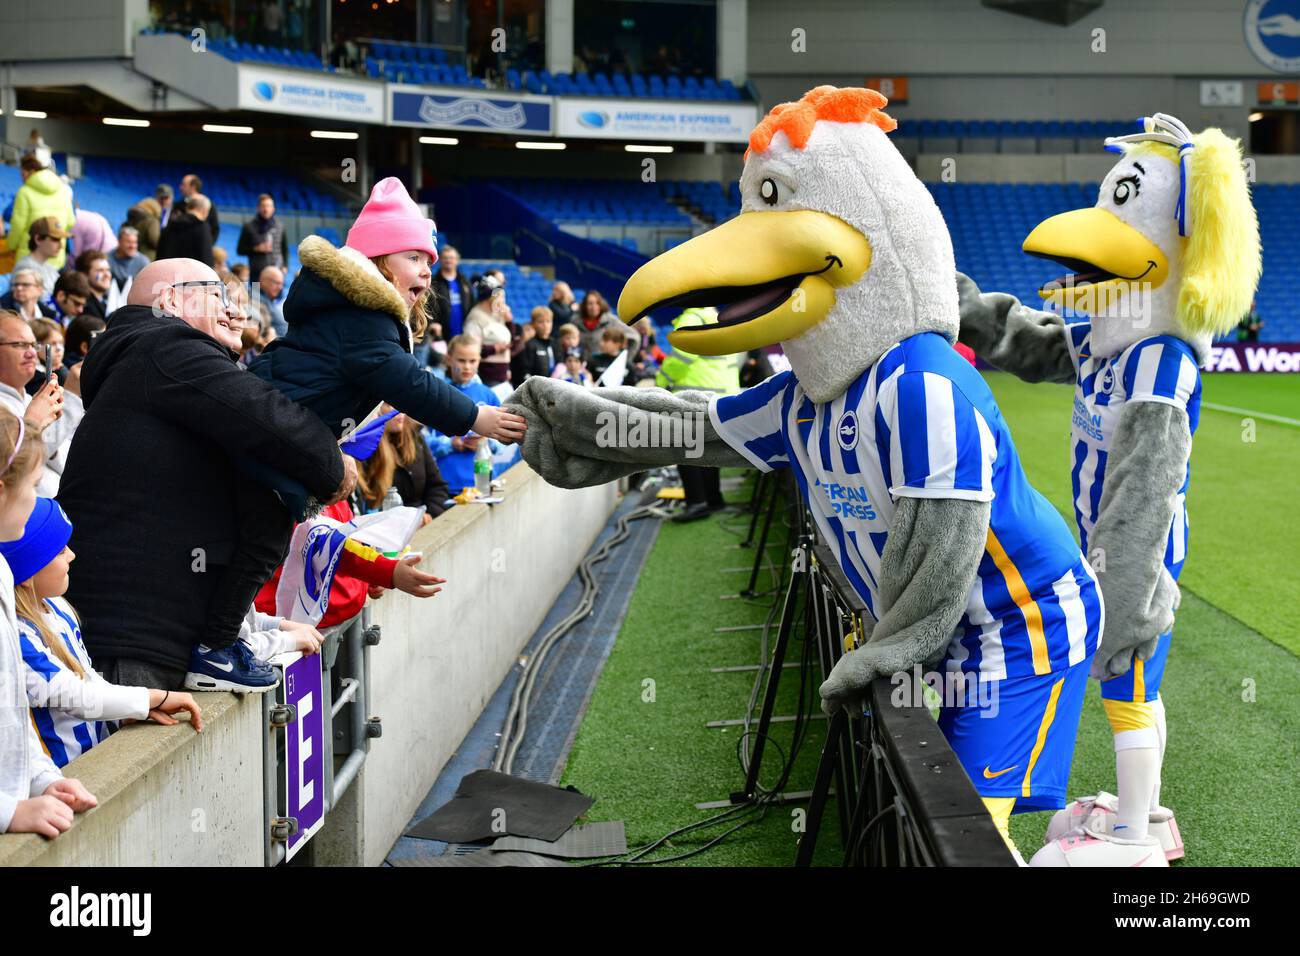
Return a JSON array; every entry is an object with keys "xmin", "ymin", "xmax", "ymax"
[
  {"xmin": 734, "ymin": 475, "xmax": 1012, "ymax": 866},
  {"xmin": 262, "ymin": 606, "xmax": 381, "ymax": 866},
  {"xmin": 797, "ymin": 543, "xmax": 1013, "ymax": 866}
]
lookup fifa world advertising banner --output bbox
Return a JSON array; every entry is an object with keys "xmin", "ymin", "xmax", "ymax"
[
  {"xmin": 1205, "ymin": 343, "xmax": 1300, "ymax": 373},
  {"xmin": 237, "ymin": 65, "xmax": 385, "ymax": 123},
  {"xmin": 389, "ymin": 87, "xmax": 552, "ymax": 133},
  {"xmin": 555, "ymin": 97, "xmax": 759, "ymax": 142}
]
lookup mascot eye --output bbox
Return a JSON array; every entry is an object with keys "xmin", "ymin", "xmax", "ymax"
[
  {"xmin": 1112, "ymin": 175, "xmax": 1139, "ymax": 206},
  {"xmin": 759, "ymin": 178, "xmax": 778, "ymax": 205}
]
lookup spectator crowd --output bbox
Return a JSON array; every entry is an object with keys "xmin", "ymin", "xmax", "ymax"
[{"xmin": 0, "ymin": 147, "xmax": 704, "ymax": 845}]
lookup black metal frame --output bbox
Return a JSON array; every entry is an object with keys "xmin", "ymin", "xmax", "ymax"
[
  {"xmin": 795, "ymin": 544, "xmax": 1014, "ymax": 867},
  {"xmin": 727, "ymin": 470, "xmax": 1011, "ymax": 865}
]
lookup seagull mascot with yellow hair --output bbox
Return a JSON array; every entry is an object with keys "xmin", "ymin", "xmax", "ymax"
[
  {"xmin": 508, "ymin": 86, "xmax": 1106, "ymax": 865},
  {"xmin": 956, "ymin": 113, "xmax": 1261, "ymax": 866}
]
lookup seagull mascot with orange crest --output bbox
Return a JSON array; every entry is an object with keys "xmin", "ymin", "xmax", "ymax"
[
  {"xmin": 508, "ymin": 86, "xmax": 1103, "ymax": 865},
  {"xmin": 957, "ymin": 113, "xmax": 1260, "ymax": 866}
]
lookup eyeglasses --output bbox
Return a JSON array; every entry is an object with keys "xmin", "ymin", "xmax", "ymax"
[
  {"xmin": 0, "ymin": 341, "xmax": 37, "ymax": 352},
  {"xmin": 169, "ymin": 280, "xmax": 232, "ymax": 309}
]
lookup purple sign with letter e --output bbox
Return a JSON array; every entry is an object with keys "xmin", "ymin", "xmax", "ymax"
[{"xmin": 283, "ymin": 652, "xmax": 325, "ymax": 859}]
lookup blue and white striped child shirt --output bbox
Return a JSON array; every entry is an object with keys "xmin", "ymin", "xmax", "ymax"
[{"xmin": 19, "ymin": 597, "xmax": 149, "ymax": 767}]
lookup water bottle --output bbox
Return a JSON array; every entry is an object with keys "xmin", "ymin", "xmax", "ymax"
[
  {"xmin": 381, "ymin": 486, "xmax": 402, "ymax": 511},
  {"xmin": 474, "ymin": 438, "xmax": 492, "ymax": 495}
]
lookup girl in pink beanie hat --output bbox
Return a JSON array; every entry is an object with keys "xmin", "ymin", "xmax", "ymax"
[
  {"xmin": 226, "ymin": 179, "xmax": 526, "ymax": 646},
  {"xmin": 248, "ymin": 176, "xmax": 525, "ymax": 449}
]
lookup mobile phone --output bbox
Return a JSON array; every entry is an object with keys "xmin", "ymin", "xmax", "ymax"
[{"xmin": 42, "ymin": 345, "xmax": 53, "ymax": 386}]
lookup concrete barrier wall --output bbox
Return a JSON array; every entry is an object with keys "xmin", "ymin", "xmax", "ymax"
[
  {"xmin": 0, "ymin": 461, "xmax": 618, "ymax": 866},
  {"xmin": 0, "ymin": 694, "xmax": 265, "ymax": 867},
  {"xmin": 349, "ymin": 462, "xmax": 617, "ymax": 866}
]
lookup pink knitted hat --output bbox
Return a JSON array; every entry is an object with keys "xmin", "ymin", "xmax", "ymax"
[{"xmin": 345, "ymin": 177, "xmax": 439, "ymax": 263}]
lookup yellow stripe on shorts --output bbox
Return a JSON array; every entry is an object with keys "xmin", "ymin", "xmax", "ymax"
[
  {"xmin": 1021, "ymin": 676, "xmax": 1064, "ymax": 798},
  {"xmin": 1132, "ymin": 655, "xmax": 1146, "ymax": 702},
  {"xmin": 986, "ymin": 528, "xmax": 1050, "ymax": 675},
  {"xmin": 1102, "ymin": 698, "xmax": 1157, "ymax": 733}
]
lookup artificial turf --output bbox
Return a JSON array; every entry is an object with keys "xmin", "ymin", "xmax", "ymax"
[
  {"xmin": 1200, "ymin": 369, "xmax": 1300, "ymax": 422},
  {"xmin": 1007, "ymin": 588, "xmax": 1300, "ymax": 865},
  {"xmin": 559, "ymin": 483, "xmax": 843, "ymax": 867},
  {"xmin": 560, "ymin": 370, "xmax": 1300, "ymax": 866},
  {"xmin": 985, "ymin": 372, "xmax": 1300, "ymax": 655}
]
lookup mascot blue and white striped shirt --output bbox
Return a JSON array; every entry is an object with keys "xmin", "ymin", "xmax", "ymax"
[
  {"xmin": 709, "ymin": 331, "xmax": 1101, "ymax": 681},
  {"xmin": 1064, "ymin": 326, "xmax": 1200, "ymax": 579}
]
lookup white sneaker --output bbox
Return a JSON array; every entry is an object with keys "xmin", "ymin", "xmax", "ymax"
[
  {"xmin": 1030, "ymin": 817, "xmax": 1169, "ymax": 867},
  {"xmin": 1044, "ymin": 792, "xmax": 1184, "ymax": 861},
  {"xmin": 1044, "ymin": 792, "xmax": 1117, "ymax": 842}
]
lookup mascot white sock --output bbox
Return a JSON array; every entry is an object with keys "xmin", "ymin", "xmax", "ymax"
[
  {"xmin": 1150, "ymin": 694, "xmax": 1167, "ymax": 811},
  {"xmin": 1113, "ymin": 732, "xmax": 1159, "ymax": 840}
]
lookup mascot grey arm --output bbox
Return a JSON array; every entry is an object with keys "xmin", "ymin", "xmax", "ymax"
[
  {"xmin": 504, "ymin": 376, "xmax": 751, "ymax": 487},
  {"xmin": 819, "ymin": 496, "xmax": 989, "ymax": 715},
  {"xmin": 505, "ymin": 376, "xmax": 990, "ymax": 713},
  {"xmin": 955, "ymin": 272, "xmax": 1075, "ymax": 384},
  {"xmin": 1087, "ymin": 402, "xmax": 1187, "ymax": 679}
]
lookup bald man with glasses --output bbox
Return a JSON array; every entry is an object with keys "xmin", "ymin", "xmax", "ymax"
[{"xmin": 56, "ymin": 258, "xmax": 355, "ymax": 692}]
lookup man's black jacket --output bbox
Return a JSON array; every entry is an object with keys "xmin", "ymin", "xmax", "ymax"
[{"xmin": 57, "ymin": 304, "xmax": 343, "ymax": 671}]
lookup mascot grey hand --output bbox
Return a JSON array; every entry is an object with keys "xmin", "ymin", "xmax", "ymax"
[
  {"xmin": 510, "ymin": 89, "xmax": 1105, "ymax": 863},
  {"xmin": 508, "ymin": 377, "xmax": 750, "ymax": 488},
  {"xmin": 955, "ymin": 112, "xmax": 1260, "ymax": 866}
]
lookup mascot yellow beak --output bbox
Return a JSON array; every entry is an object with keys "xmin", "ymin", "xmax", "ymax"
[
  {"xmin": 617, "ymin": 209, "xmax": 872, "ymax": 355},
  {"xmin": 1023, "ymin": 207, "xmax": 1169, "ymax": 313}
]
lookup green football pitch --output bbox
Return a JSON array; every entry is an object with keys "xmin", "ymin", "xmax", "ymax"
[{"xmin": 559, "ymin": 371, "xmax": 1300, "ymax": 866}]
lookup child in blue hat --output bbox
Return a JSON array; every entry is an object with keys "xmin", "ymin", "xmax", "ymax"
[
  {"xmin": 0, "ymin": 416, "xmax": 95, "ymax": 838},
  {"xmin": 0, "ymin": 498, "xmax": 205, "ymax": 767}
]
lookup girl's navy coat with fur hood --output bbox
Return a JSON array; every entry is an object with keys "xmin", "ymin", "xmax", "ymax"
[{"xmin": 249, "ymin": 237, "xmax": 479, "ymax": 438}]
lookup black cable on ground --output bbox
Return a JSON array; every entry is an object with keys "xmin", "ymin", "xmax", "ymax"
[
  {"xmin": 494, "ymin": 491, "xmax": 671, "ymax": 775},
  {"xmin": 586, "ymin": 475, "xmax": 831, "ymax": 867}
]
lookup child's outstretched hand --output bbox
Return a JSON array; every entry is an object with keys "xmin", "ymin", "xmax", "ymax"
[
  {"xmin": 147, "ymin": 690, "xmax": 204, "ymax": 732},
  {"xmin": 44, "ymin": 777, "xmax": 98, "ymax": 813},
  {"xmin": 473, "ymin": 404, "xmax": 527, "ymax": 444},
  {"xmin": 10, "ymin": 795, "xmax": 74, "ymax": 838},
  {"xmin": 392, "ymin": 553, "xmax": 446, "ymax": 598},
  {"xmin": 279, "ymin": 619, "xmax": 324, "ymax": 656}
]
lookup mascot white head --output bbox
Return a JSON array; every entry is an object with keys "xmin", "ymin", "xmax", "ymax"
[
  {"xmin": 618, "ymin": 86, "xmax": 959, "ymax": 403},
  {"xmin": 1024, "ymin": 112, "xmax": 1261, "ymax": 362}
]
